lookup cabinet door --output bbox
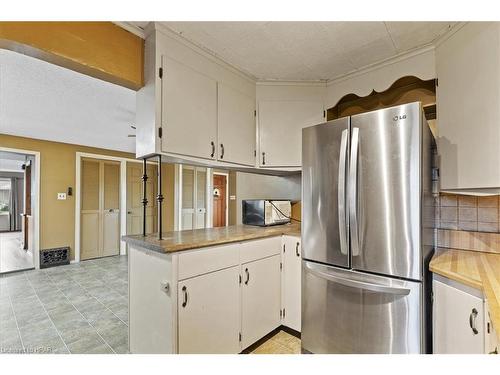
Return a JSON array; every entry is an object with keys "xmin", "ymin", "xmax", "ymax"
[
  {"xmin": 283, "ymin": 236, "xmax": 301, "ymax": 332},
  {"xmin": 433, "ymin": 279, "xmax": 485, "ymax": 353},
  {"xmin": 178, "ymin": 266, "xmax": 240, "ymax": 353},
  {"xmin": 241, "ymin": 254, "xmax": 281, "ymax": 349},
  {"xmin": 218, "ymin": 83, "xmax": 256, "ymax": 166},
  {"xmin": 485, "ymin": 301, "xmax": 499, "ymax": 354},
  {"xmin": 161, "ymin": 56, "xmax": 217, "ymax": 160},
  {"xmin": 436, "ymin": 22, "xmax": 500, "ymax": 190},
  {"xmin": 258, "ymin": 100, "xmax": 324, "ymax": 167}
]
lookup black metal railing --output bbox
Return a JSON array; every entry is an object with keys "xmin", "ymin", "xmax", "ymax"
[{"xmin": 141, "ymin": 154, "xmax": 163, "ymax": 240}]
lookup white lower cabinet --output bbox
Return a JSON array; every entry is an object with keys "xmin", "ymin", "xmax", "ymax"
[
  {"xmin": 241, "ymin": 255, "xmax": 281, "ymax": 349},
  {"xmin": 178, "ymin": 266, "xmax": 241, "ymax": 354},
  {"xmin": 129, "ymin": 234, "xmax": 303, "ymax": 353},
  {"xmin": 282, "ymin": 236, "xmax": 301, "ymax": 332},
  {"xmin": 485, "ymin": 301, "xmax": 499, "ymax": 354},
  {"xmin": 433, "ymin": 277, "xmax": 485, "ymax": 353}
]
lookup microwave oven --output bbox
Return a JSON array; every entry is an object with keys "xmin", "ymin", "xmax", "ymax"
[{"xmin": 242, "ymin": 199, "xmax": 291, "ymax": 226}]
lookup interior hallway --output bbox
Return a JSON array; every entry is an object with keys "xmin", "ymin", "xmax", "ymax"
[{"xmin": 0, "ymin": 232, "xmax": 34, "ymax": 274}]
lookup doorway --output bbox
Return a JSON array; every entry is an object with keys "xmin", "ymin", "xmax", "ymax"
[
  {"xmin": 80, "ymin": 157, "xmax": 121, "ymax": 260},
  {"xmin": 212, "ymin": 173, "xmax": 228, "ymax": 227},
  {"xmin": 176, "ymin": 165, "xmax": 211, "ymax": 230},
  {"xmin": 0, "ymin": 150, "xmax": 38, "ymax": 273}
]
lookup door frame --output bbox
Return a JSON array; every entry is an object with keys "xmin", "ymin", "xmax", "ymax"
[
  {"xmin": 212, "ymin": 172, "xmax": 229, "ymax": 227},
  {"xmin": 75, "ymin": 152, "xmax": 157, "ymax": 263},
  {"xmin": 0, "ymin": 146, "xmax": 40, "ymax": 269},
  {"xmin": 174, "ymin": 164, "xmax": 213, "ymax": 231}
]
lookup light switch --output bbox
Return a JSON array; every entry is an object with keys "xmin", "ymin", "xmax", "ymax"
[{"xmin": 57, "ymin": 193, "xmax": 67, "ymax": 200}]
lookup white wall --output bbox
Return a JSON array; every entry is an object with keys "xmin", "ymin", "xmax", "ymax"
[{"xmin": 236, "ymin": 171, "xmax": 301, "ymax": 225}]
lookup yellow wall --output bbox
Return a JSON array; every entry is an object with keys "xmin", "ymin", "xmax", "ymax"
[{"xmin": 0, "ymin": 134, "xmax": 175, "ymax": 261}]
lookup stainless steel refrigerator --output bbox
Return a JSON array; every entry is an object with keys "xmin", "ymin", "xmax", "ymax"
[{"xmin": 301, "ymin": 102, "xmax": 436, "ymax": 354}]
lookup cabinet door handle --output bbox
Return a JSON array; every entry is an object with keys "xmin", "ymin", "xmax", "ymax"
[
  {"xmin": 262, "ymin": 152, "xmax": 266, "ymax": 165},
  {"xmin": 295, "ymin": 242, "xmax": 300, "ymax": 257},
  {"xmin": 220, "ymin": 143, "xmax": 224, "ymax": 159},
  {"xmin": 244, "ymin": 268, "xmax": 250, "ymax": 285},
  {"xmin": 210, "ymin": 141, "xmax": 215, "ymax": 158},
  {"xmin": 469, "ymin": 308, "xmax": 479, "ymax": 335},
  {"xmin": 182, "ymin": 285, "xmax": 188, "ymax": 308}
]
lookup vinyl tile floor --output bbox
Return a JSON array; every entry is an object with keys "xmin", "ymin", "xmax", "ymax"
[
  {"xmin": 0, "ymin": 232, "xmax": 34, "ymax": 274},
  {"xmin": 0, "ymin": 255, "xmax": 128, "ymax": 354},
  {"xmin": 250, "ymin": 330, "xmax": 301, "ymax": 354},
  {"xmin": 0, "ymin": 254, "xmax": 298, "ymax": 355}
]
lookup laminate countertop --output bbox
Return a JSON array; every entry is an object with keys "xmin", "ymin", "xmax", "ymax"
[
  {"xmin": 122, "ymin": 223, "xmax": 301, "ymax": 254},
  {"xmin": 430, "ymin": 248, "xmax": 500, "ymax": 340}
]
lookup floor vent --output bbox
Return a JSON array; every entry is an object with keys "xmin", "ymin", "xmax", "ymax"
[{"xmin": 40, "ymin": 247, "xmax": 70, "ymax": 269}]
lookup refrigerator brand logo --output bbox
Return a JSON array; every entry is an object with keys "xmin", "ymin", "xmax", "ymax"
[{"xmin": 393, "ymin": 114, "xmax": 407, "ymax": 122}]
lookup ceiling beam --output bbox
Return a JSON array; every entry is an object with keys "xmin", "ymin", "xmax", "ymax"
[{"xmin": 0, "ymin": 22, "xmax": 144, "ymax": 90}]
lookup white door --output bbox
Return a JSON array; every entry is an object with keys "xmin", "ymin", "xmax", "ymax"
[
  {"xmin": 433, "ymin": 279, "xmax": 485, "ymax": 353},
  {"xmin": 80, "ymin": 159, "xmax": 120, "ymax": 260},
  {"xmin": 180, "ymin": 166, "xmax": 210, "ymax": 230},
  {"xmin": 258, "ymin": 100, "xmax": 324, "ymax": 167},
  {"xmin": 283, "ymin": 236, "xmax": 301, "ymax": 332},
  {"xmin": 241, "ymin": 254, "xmax": 281, "ymax": 349},
  {"xmin": 178, "ymin": 266, "xmax": 241, "ymax": 353},
  {"xmin": 161, "ymin": 56, "xmax": 218, "ymax": 160},
  {"xmin": 217, "ymin": 83, "xmax": 256, "ymax": 166}
]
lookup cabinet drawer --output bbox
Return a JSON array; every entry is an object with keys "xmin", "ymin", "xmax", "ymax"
[
  {"xmin": 178, "ymin": 243, "xmax": 239, "ymax": 280},
  {"xmin": 240, "ymin": 236, "xmax": 282, "ymax": 264}
]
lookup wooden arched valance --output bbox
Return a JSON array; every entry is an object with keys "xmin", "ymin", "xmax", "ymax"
[{"xmin": 327, "ymin": 76, "xmax": 436, "ymax": 121}]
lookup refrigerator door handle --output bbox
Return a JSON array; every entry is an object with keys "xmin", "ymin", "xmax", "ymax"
[
  {"xmin": 349, "ymin": 127, "xmax": 360, "ymax": 256},
  {"xmin": 338, "ymin": 129, "xmax": 349, "ymax": 255},
  {"xmin": 305, "ymin": 262, "xmax": 411, "ymax": 296}
]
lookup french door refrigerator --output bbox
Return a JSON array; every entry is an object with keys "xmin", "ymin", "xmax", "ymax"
[{"xmin": 301, "ymin": 102, "xmax": 435, "ymax": 354}]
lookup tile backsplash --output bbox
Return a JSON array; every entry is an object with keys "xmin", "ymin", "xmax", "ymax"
[
  {"xmin": 437, "ymin": 193, "xmax": 500, "ymax": 254},
  {"xmin": 437, "ymin": 194, "xmax": 500, "ymax": 233}
]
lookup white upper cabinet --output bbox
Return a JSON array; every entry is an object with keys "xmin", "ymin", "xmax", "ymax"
[
  {"xmin": 161, "ymin": 56, "xmax": 218, "ymax": 160},
  {"xmin": 257, "ymin": 83, "xmax": 326, "ymax": 168},
  {"xmin": 136, "ymin": 24, "xmax": 256, "ymax": 167},
  {"xmin": 217, "ymin": 83, "xmax": 256, "ymax": 166},
  {"xmin": 436, "ymin": 22, "xmax": 500, "ymax": 191}
]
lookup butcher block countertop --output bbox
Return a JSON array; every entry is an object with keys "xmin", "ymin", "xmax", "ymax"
[
  {"xmin": 122, "ymin": 223, "xmax": 301, "ymax": 254},
  {"xmin": 430, "ymin": 248, "xmax": 500, "ymax": 339}
]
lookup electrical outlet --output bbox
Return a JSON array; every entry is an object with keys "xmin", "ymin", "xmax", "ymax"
[{"xmin": 57, "ymin": 193, "xmax": 67, "ymax": 200}]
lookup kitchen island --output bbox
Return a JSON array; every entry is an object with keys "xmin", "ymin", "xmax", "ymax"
[{"xmin": 122, "ymin": 223, "xmax": 301, "ymax": 354}]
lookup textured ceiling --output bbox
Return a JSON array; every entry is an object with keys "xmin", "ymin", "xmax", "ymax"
[
  {"xmin": 152, "ymin": 21, "xmax": 455, "ymax": 81},
  {"xmin": 0, "ymin": 50, "xmax": 136, "ymax": 153}
]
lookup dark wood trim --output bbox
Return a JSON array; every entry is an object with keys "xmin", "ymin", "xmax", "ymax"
[{"xmin": 327, "ymin": 76, "xmax": 436, "ymax": 121}]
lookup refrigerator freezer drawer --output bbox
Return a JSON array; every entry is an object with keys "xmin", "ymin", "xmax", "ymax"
[{"xmin": 302, "ymin": 261, "xmax": 423, "ymax": 354}]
